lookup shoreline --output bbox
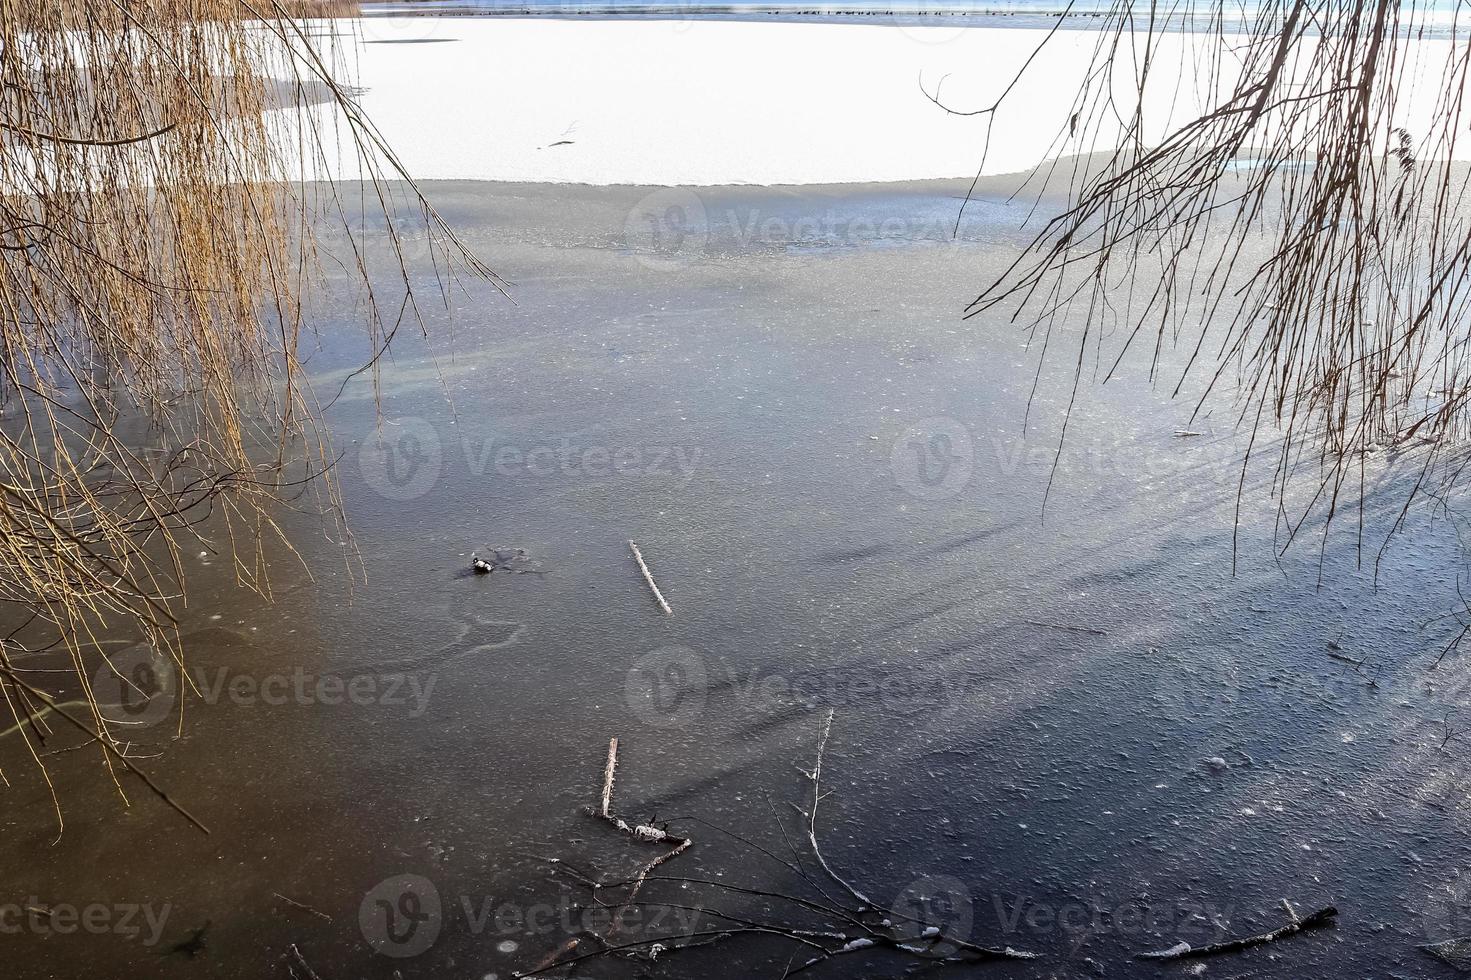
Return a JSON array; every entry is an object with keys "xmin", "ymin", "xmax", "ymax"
[{"xmin": 358, "ymin": 2, "xmax": 1471, "ymax": 38}]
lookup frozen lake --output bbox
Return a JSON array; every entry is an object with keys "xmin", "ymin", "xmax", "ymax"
[{"xmin": 3, "ymin": 176, "xmax": 1469, "ymax": 978}]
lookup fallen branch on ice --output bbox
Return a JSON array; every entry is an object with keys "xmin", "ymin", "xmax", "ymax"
[
  {"xmin": 518, "ymin": 713, "xmax": 1035, "ymax": 977},
  {"xmin": 1135, "ymin": 900, "xmax": 1336, "ymax": 961}
]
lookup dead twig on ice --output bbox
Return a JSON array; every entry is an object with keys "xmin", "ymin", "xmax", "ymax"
[
  {"xmin": 1439, "ymin": 713, "xmax": 1469, "ymax": 752},
  {"xmin": 802, "ymin": 710, "xmax": 870, "ymax": 908},
  {"xmin": 286, "ymin": 944, "xmax": 324, "ymax": 980},
  {"xmin": 273, "ymin": 893, "xmax": 332, "ymax": 923},
  {"xmin": 628, "ymin": 540, "xmax": 673, "ymax": 616},
  {"xmin": 1135, "ymin": 899, "xmax": 1337, "ymax": 961},
  {"xmin": 1022, "ymin": 619, "xmax": 1108, "ymax": 637}
]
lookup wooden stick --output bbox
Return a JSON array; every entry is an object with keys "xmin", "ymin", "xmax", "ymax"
[
  {"xmin": 601, "ymin": 737, "xmax": 618, "ymax": 818},
  {"xmin": 628, "ymin": 540, "xmax": 673, "ymax": 616},
  {"xmin": 1135, "ymin": 903, "xmax": 1337, "ymax": 960}
]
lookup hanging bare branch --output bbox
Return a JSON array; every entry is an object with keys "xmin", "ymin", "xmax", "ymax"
[{"xmin": 971, "ymin": 1, "xmax": 1471, "ymax": 569}]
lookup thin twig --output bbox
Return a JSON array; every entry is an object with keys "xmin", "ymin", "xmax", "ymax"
[
  {"xmin": 804, "ymin": 710, "xmax": 870, "ymax": 907},
  {"xmin": 274, "ymin": 893, "xmax": 332, "ymax": 922}
]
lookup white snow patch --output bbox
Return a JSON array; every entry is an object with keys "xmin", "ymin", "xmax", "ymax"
[{"xmin": 292, "ymin": 19, "xmax": 1471, "ymax": 185}]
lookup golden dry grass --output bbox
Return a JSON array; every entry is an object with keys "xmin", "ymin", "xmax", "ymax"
[{"xmin": 275, "ymin": 1, "xmax": 362, "ymax": 13}]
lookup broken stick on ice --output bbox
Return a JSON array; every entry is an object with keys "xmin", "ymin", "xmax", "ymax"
[
  {"xmin": 628, "ymin": 539, "xmax": 673, "ymax": 616},
  {"xmin": 593, "ymin": 737, "xmax": 693, "ymax": 886}
]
